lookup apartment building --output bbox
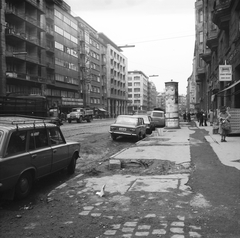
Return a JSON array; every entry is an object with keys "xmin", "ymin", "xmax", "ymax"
[
  {"xmin": 76, "ymin": 17, "xmax": 107, "ymax": 113},
  {"xmin": 148, "ymin": 81, "xmax": 157, "ymax": 110},
  {"xmin": 195, "ymin": 0, "xmax": 240, "ymax": 111},
  {"xmin": 99, "ymin": 33, "xmax": 128, "ymax": 117},
  {"xmin": 1, "ymin": 0, "xmax": 82, "ymax": 111},
  {"xmin": 127, "ymin": 71, "xmax": 149, "ymax": 114}
]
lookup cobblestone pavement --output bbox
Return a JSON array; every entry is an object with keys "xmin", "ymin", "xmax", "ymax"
[{"xmin": 48, "ymin": 174, "xmax": 206, "ymax": 238}]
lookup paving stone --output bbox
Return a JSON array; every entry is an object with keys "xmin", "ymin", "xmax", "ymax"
[
  {"xmin": 145, "ymin": 214, "xmax": 156, "ymax": 218},
  {"xmin": 111, "ymin": 224, "xmax": 121, "ymax": 229},
  {"xmin": 122, "ymin": 227, "xmax": 135, "ymax": 233},
  {"xmin": 83, "ymin": 206, "xmax": 94, "ymax": 210},
  {"xmin": 189, "ymin": 225, "xmax": 201, "ymax": 230},
  {"xmin": 177, "ymin": 216, "xmax": 185, "ymax": 221},
  {"xmin": 104, "ymin": 230, "xmax": 117, "ymax": 235},
  {"xmin": 152, "ymin": 229, "xmax": 166, "ymax": 235},
  {"xmin": 135, "ymin": 231, "xmax": 150, "ymax": 236},
  {"xmin": 170, "ymin": 227, "xmax": 184, "ymax": 233},
  {"xmin": 122, "ymin": 234, "xmax": 132, "ymax": 238},
  {"xmin": 189, "ymin": 231, "xmax": 202, "ymax": 237},
  {"xmin": 171, "ymin": 235, "xmax": 185, "ymax": 238},
  {"xmin": 103, "ymin": 215, "xmax": 114, "ymax": 219},
  {"xmin": 124, "ymin": 221, "xmax": 138, "ymax": 227},
  {"xmin": 78, "ymin": 211, "xmax": 90, "ymax": 216},
  {"xmin": 171, "ymin": 221, "xmax": 184, "ymax": 227},
  {"xmin": 137, "ymin": 225, "xmax": 151, "ymax": 230},
  {"xmin": 91, "ymin": 213, "xmax": 101, "ymax": 217}
]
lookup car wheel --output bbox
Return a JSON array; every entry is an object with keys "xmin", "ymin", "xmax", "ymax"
[
  {"xmin": 136, "ymin": 133, "xmax": 141, "ymax": 141},
  {"xmin": 111, "ymin": 134, "xmax": 117, "ymax": 141},
  {"xmin": 143, "ymin": 132, "xmax": 146, "ymax": 138},
  {"xmin": 68, "ymin": 119, "xmax": 71, "ymax": 123},
  {"xmin": 15, "ymin": 171, "xmax": 33, "ymax": 200},
  {"xmin": 68, "ymin": 153, "xmax": 78, "ymax": 175}
]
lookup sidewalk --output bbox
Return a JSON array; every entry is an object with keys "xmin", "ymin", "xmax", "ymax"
[{"xmin": 196, "ymin": 122, "xmax": 240, "ymax": 170}]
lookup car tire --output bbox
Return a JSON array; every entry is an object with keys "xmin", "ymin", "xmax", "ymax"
[
  {"xmin": 111, "ymin": 134, "xmax": 117, "ymax": 141},
  {"xmin": 136, "ymin": 133, "xmax": 141, "ymax": 141},
  {"xmin": 68, "ymin": 119, "xmax": 71, "ymax": 123},
  {"xmin": 15, "ymin": 171, "xmax": 33, "ymax": 200},
  {"xmin": 68, "ymin": 153, "xmax": 78, "ymax": 175}
]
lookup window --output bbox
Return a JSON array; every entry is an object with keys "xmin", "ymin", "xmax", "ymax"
[
  {"xmin": 49, "ymin": 128, "xmax": 64, "ymax": 145},
  {"xmin": 29, "ymin": 129, "xmax": 49, "ymax": 150},
  {"xmin": 199, "ymin": 10, "xmax": 203, "ymax": 23},
  {"xmin": 199, "ymin": 31, "xmax": 203, "ymax": 44},
  {"xmin": 6, "ymin": 131, "xmax": 27, "ymax": 156}
]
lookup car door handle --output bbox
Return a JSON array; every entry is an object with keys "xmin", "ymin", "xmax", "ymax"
[
  {"xmin": 53, "ymin": 149, "xmax": 57, "ymax": 153},
  {"xmin": 31, "ymin": 154, "xmax": 37, "ymax": 159}
]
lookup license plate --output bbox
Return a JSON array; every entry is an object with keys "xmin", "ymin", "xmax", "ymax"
[{"xmin": 119, "ymin": 128, "xmax": 126, "ymax": 131}]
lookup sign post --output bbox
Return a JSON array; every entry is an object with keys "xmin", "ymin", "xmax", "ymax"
[{"xmin": 219, "ymin": 63, "xmax": 232, "ymax": 82}]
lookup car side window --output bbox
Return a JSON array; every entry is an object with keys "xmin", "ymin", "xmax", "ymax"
[
  {"xmin": 49, "ymin": 127, "xmax": 64, "ymax": 145},
  {"xmin": 29, "ymin": 129, "xmax": 49, "ymax": 150},
  {"xmin": 6, "ymin": 131, "xmax": 27, "ymax": 156}
]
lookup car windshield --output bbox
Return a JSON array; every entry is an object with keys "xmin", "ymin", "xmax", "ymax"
[
  {"xmin": 116, "ymin": 116, "xmax": 138, "ymax": 126},
  {"xmin": 152, "ymin": 112, "xmax": 163, "ymax": 117}
]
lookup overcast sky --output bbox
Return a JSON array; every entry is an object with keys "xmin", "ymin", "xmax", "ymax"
[{"xmin": 64, "ymin": 0, "xmax": 195, "ymax": 95}]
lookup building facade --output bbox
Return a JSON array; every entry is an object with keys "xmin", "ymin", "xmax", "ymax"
[
  {"xmin": 127, "ymin": 71, "xmax": 149, "ymax": 114},
  {"xmin": 99, "ymin": 33, "xmax": 128, "ymax": 117},
  {"xmin": 195, "ymin": 0, "xmax": 240, "ymax": 113},
  {"xmin": 76, "ymin": 17, "xmax": 107, "ymax": 113}
]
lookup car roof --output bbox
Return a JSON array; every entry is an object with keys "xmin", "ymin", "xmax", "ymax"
[{"xmin": 0, "ymin": 116, "xmax": 57, "ymax": 131}]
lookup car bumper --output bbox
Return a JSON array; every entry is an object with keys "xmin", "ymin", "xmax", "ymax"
[{"xmin": 109, "ymin": 131, "xmax": 138, "ymax": 137}]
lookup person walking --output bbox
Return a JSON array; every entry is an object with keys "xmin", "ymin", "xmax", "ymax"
[
  {"xmin": 208, "ymin": 109, "xmax": 214, "ymax": 126},
  {"xmin": 218, "ymin": 106, "xmax": 231, "ymax": 142},
  {"xmin": 199, "ymin": 109, "xmax": 204, "ymax": 126},
  {"xmin": 203, "ymin": 110, "xmax": 208, "ymax": 126}
]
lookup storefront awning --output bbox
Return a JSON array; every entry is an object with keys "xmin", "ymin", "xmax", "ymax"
[{"xmin": 217, "ymin": 80, "xmax": 240, "ymax": 94}]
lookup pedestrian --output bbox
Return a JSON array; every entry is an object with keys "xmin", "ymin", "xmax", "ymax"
[
  {"xmin": 218, "ymin": 106, "xmax": 231, "ymax": 142},
  {"xmin": 208, "ymin": 109, "xmax": 214, "ymax": 126},
  {"xmin": 203, "ymin": 110, "xmax": 208, "ymax": 126},
  {"xmin": 183, "ymin": 112, "xmax": 187, "ymax": 122},
  {"xmin": 199, "ymin": 109, "xmax": 204, "ymax": 126},
  {"xmin": 196, "ymin": 110, "xmax": 201, "ymax": 122},
  {"xmin": 187, "ymin": 112, "xmax": 191, "ymax": 122}
]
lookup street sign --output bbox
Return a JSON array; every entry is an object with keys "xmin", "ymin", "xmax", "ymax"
[{"xmin": 219, "ymin": 65, "xmax": 232, "ymax": 81}]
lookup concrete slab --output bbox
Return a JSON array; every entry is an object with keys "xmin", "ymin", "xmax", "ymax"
[
  {"xmin": 111, "ymin": 145, "xmax": 191, "ymax": 164},
  {"xmin": 80, "ymin": 174, "xmax": 191, "ymax": 195}
]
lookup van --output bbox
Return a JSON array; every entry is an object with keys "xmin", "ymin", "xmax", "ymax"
[{"xmin": 150, "ymin": 110, "xmax": 165, "ymax": 127}]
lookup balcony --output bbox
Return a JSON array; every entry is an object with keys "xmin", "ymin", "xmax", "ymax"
[
  {"xmin": 206, "ymin": 30, "xmax": 218, "ymax": 50},
  {"xmin": 212, "ymin": 0, "xmax": 231, "ymax": 30},
  {"xmin": 201, "ymin": 48, "xmax": 211, "ymax": 63}
]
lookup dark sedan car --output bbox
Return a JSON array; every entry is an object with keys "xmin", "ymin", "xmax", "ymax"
[
  {"xmin": 109, "ymin": 115, "xmax": 147, "ymax": 141},
  {"xmin": 131, "ymin": 114, "xmax": 155, "ymax": 134}
]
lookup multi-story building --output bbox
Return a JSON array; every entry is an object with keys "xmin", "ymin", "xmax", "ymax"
[
  {"xmin": 99, "ymin": 33, "xmax": 128, "ymax": 117},
  {"xmin": 127, "ymin": 71, "xmax": 149, "ymax": 114},
  {"xmin": 1, "ymin": 0, "xmax": 82, "ymax": 111},
  {"xmin": 76, "ymin": 17, "xmax": 107, "ymax": 113},
  {"xmin": 156, "ymin": 92, "xmax": 165, "ymax": 111},
  {"xmin": 194, "ymin": 0, "xmax": 208, "ymax": 111},
  {"xmin": 147, "ymin": 81, "xmax": 157, "ymax": 110},
  {"xmin": 195, "ymin": 0, "xmax": 240, "ymax": 111}
]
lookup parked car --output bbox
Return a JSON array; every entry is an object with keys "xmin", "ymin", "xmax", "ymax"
[
  {"xmin": 109, "ymin": 115, "xmax": 146, "ymax": 141},
  {"xmin": 0, "ymin": 116, "xmax": 80, "ymax": 200},
  {"xmin": 131, "ymin": 114, "xmax": 155, "ymax": 134},
  {"xmin": 150, "ymin": 110, "xmax": 165, "ymax": 127}
]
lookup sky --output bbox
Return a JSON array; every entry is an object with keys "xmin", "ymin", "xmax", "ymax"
[{"xmin": 64, "ymin": 0, "xmax": 195, "ymax": 95}]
